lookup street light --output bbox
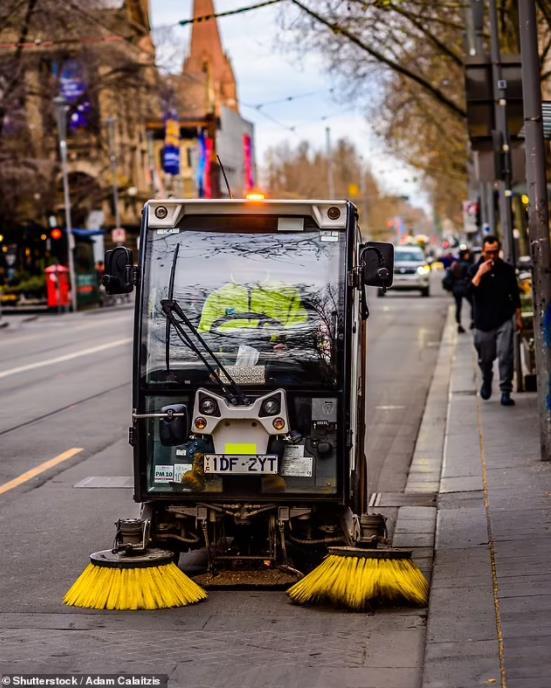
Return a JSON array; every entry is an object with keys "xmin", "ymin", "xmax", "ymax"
[
  {"xmin": 53, "ymin": 95, "xmax": 77, "ymax": 312},
  {"xmin": 106, "ymin": 117, "xmax": 121, "ymax": 231}
]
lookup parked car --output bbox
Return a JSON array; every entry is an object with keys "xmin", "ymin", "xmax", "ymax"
[{"xmin": 379, "ymin": 245, "xmax": 431, "ymax": 297}]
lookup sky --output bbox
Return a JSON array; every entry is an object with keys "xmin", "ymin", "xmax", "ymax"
[{"xmin": 149, "ymin": 0, "xmax": 429, "ymax": 210}]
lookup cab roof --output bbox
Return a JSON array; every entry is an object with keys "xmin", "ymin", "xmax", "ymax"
[{"xmin": 145, "ymin": 198, "xmax": 352, "ymax": 230}]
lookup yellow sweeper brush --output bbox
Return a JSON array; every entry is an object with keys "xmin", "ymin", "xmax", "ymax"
[
  {"xmin": 287, "ymin": 547, "xmax": 428, "ymax": 610},
  {"xmin": 64, "ymin": 548, "xmax": 207, "ymax": 611}
]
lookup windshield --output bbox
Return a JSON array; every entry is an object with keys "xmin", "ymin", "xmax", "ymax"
[
  {"xmin": 141, "ymin": 217, "xmax": 346, "ymax": 389},
  {"xmin": 395, "ymin": 249, "xmax": 425, "ymax": 262}
]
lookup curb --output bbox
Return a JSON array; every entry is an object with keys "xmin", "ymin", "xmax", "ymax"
[
  {"xmin": 392, "ymin": 305, "xmax": 455, "ymax": 579},
  {"xmin": 421, "ymin": 317, "xmax": 504, "ymax": 687}
]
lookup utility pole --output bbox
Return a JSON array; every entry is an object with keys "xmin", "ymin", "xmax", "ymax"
[
  {"xmin": 325, "ymin": 126, "xmax": 335, "ymax": 198},
  {"xmin": 466, "ymin": 0, "xmax": 489, "ymax": 235},
  {"xmin": 106, "ymin": 117, "xmax": 121, "ymax": 230},
  {"xmin": 518, "ymin": 0, "xmax": 551, "ymax": 460},
  {"xmin": 488, "ymin": 0, "xmax": 515, "ymax": 264},
  {"xmin": 53, "ymin": 95, "xmax": 77, "ymax": 313}
]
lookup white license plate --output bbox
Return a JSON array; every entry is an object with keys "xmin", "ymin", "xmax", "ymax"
[{"xmin": 204, "ymin": 455, "xmax": 278, "ymax": 474}]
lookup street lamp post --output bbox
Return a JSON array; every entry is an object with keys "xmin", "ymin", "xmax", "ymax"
[
  {"xmin": 325, "ymin": 126, "xmax": 335, "ymax": 198},
  {"xmin": 488, "ymin": 0, "xmax": 515, "ymax": 265},
  {"xmin": 53, "ymin": 95, "xmax": 77, "ymax": 313},
  {"xmin": 518, "ymin": 0, "xmax": 551, "ymax": 461},
  {"xmin": 106, "ymin": 117, "xmax": 121, "ymax": 231}
]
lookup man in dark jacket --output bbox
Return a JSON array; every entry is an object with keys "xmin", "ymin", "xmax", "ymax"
[
  {"xmin": 443, "ymin": 248, "xmax": 473, "ymax": 333},
  {"xmin": 468, "ymin": 235, "xmax": 522, "ymax": 406}
]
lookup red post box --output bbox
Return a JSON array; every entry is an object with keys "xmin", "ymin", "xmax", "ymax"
[{"xmin": 45, "ymin": 265, "xmax": 71, "ymax": 310}]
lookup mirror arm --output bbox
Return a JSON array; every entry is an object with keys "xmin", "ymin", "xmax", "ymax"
[
  {"xmin": 132, "ymin": 411, "xmax": 186, "ymax": 420},
  {"xmin": 129, "ymin": 265, "xmax": 139, "ymax": 287}
]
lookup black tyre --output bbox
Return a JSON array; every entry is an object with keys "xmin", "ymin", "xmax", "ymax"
[{"xmin": 421, "ymin": 287, "xmax": 430, "ymax": 297}]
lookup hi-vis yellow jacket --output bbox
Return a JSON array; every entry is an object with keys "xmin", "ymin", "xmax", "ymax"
[{"xmin": 197, "ymin": 282, "xmax": 308, "ymax": 334}]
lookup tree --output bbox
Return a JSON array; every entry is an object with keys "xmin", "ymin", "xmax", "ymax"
[
  {"xmin": 264, "ymin": 136, "xmax": 430, "ymax": 238},
  {"xmin": 0, "ymin": 0, "xmax": 159, "ymax": 227},
  {"xmin": 281, "ymin": 0, "xmax": 551, "ymax": 224}
]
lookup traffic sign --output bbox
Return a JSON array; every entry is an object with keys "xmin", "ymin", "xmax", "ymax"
[{"xmin": 112, "ymin": 227, "xmax": 126, "ymax": 244}]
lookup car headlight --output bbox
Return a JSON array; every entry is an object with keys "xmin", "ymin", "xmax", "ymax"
[
  {"xmin": 417, "ymin": 265, "xmax": 430, "ymax": 275},
  {"xmin": 199, "ymin": 396, "xmax": 219, "ymax": 416},
  {"xmin": 260, "ymin": 396, "xmax": 281, "ymax": 417}
]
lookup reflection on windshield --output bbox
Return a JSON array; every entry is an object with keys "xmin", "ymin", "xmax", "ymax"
[
  {"xmin": 395, "ymin": 250, "xmax": 425, "ymax": 262},
  {"xmin": 142, "ymin": 229, "xmax": 345, "ymax": 388}
]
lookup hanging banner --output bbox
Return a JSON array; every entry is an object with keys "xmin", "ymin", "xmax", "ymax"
[
  {"xmin": 163, "ymin": 117, "xmax": 180, "ymax": 175},
  {"xmin": 59, "ymin": 60, "xmax": 86, "ymax": 103},
  {"xmin": 163, "ymin": 145, "xmax": 180, "ymax": 175},
  {"xmin": 59, "ymin": 59, "xmax": 92, "ymax": 130},
  {"xmin": 196, "ymin": 131, "xmax": 213, "ymax": 198},
  {"xmin": 243, "ymin": 134, "xmax": 255, "ymax": 192}
]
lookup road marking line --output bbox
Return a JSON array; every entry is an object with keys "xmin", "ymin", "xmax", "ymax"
[
  {"xmin": 0, "ymin": 317, "xmax": 131, "ymax": 348},
  {"xmin": 0, "ymin": 338, "xmax": 131, "ymax": 380},
  {"xmin": 0, "ymin": 447, "xmax": 83, "ymax": 496}
]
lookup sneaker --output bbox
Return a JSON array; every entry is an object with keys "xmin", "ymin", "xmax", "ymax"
[
  {"xmin": 501, "ymin": 392, "xmax": 515, "ymax": 407},
  {"xmin": 480, "ymin": 379, "xmax": 492, "ymax": 400},
  {"xmin": 457, "ymin": 324, "xmax": 466, "ymax": 334}
]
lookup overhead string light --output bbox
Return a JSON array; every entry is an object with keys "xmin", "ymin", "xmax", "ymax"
[
  {"xmin": 241, "ymin": 101, "xmax": 360, "ymax": 134},
  {"xmin": 243, "ymin": 88, "xmax": 335, "ymax": 110},
  {"xmin": 0, "ymin": 0, "xmax": 288, "ymax": 56},
  {"xmin": 177, "ymin": 0, "xmax": 284, "ymax": 26}
]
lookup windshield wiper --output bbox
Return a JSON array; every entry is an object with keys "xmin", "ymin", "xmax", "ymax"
[
  {"xmin": 165, "ymin": 244, "xmax": 179, "ymax": 373},
  {"xmin": 161, "ymin": 246, "xmax": 245, "ymax": 404}
]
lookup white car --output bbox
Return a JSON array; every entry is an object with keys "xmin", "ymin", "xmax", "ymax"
[{"xmin": 379, "ymin": 246, "xmax": 431, "ymax": 297}]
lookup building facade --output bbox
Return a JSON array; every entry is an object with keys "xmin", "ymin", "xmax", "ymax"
[
  {"xmin": 0, "ymin": 0, "xmax": 158, "ymax": 307},
  {"xmin": 147, "ymin": 0, "xmax": 257, "ymax": 200}
]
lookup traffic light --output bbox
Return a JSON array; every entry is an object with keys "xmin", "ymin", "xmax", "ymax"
[{"xmin": 50, "ymin": 228, "xmax": 63, "ymax": 240}]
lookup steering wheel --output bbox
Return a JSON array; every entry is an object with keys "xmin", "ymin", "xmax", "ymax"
[{"xmin": 208, "ymin": 313, "xmax": 285, "ymax": 337}]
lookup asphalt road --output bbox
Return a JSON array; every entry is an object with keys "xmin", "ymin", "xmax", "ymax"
[{"xmin": 0, "ymin": 278, "xmax": 448, "ymax": 688}]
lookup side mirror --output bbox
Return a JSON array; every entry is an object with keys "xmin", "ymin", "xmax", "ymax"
[
  {"xmin": 360, "ymin": 241, "xmax": 394, "ymax": 289},
  {"xmin": 103, "ymin": 246, "xmax": 134, "ymax": 294},
  {"xmin": 159, "ymin": 404, "xmax": 189, "ymax": 447}
]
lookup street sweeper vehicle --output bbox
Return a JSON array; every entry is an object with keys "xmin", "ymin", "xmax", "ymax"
[{"xmin": 65, "ymin": 198, "xmax": 428, "ymax": 611}]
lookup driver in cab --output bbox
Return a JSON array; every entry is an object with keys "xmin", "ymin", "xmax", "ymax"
[{"xmin": 197, "ymin": 276, "xmax": 308, "ymax": 344}]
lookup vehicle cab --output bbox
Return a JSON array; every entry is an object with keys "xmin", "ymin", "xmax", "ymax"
[{"xmin": 103, "ymin": 198, "xmax": 393, "ymax": 572}]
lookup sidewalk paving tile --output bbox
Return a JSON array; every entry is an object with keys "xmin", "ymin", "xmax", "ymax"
[{"xmin": 421, "ymin": 324, "xmax": 550, "ymax": 688}]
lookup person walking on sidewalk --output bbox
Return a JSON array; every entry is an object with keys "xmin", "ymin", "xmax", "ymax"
[
  {"xmin": 468, "ymin": 235, "xmax": 522, "ymax": 406},
  {"xmin": 443, "ymin": 248, "xmax": 473, "ymax": 334}
]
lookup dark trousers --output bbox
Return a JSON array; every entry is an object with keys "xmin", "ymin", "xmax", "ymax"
[
  {"xmin": 474, "ymin": 318, "xmax": 514, "ymax": 393},
  {"xmin": 454, "ymin": 291, "xmax": 472, "ymax": 325}
]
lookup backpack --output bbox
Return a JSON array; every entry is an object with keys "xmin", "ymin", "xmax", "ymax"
[{"xmin": 442, "ymin": 268, "xmax": 454, "ymax": 292}]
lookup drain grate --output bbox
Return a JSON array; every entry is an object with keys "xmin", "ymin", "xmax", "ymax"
[
  {"xmin": 369, "ymin": 492, "xmax": 436, "ymax": 507},
  {"xmin": 74, "ymin": 476, "xmax": 133, "ymax": 488}
]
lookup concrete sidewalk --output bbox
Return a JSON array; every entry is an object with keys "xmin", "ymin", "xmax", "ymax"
[{"xmin": 422, "ymin": 321, "xmax": 551, "ymax": 688}]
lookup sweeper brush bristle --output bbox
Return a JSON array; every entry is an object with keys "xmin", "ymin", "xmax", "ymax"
[
  {"xmin": 64, "ymin": 551, "xmax": 207, "ymax": 610},
  {"xmin": 287, "ymin": 551, "xmax": 428, "ymax": 609}
]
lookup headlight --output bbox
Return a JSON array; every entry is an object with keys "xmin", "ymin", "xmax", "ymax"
[
  {"xmin": 261, "ymin": 397, "xmax": 281, "ymax": 416},
  {"xmin": 417, "ymin": 265, "xmax": 430, "ymax": 275},
  {"xmin": 194, "ymin": 417, "xmax": 207, "ymax": 430},
  {"xmin": 199, "ymin": 397, "xmax": 219, "ymax": 416}
]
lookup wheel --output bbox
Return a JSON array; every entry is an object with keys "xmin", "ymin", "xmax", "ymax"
[
  {"xmin": 421, "ymin": 287, "xmax": 430, "ymax": 297},
  {"xmin": 377, "ymin": 288, "xmax": 385, "ymax": 297}
]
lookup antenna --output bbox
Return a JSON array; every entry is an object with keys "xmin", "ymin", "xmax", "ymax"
[{"xmin": 217, "ymin": 155, "xmax": 233, "ymax": 199}]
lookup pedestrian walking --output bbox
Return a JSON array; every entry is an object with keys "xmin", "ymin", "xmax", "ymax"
[
  {"xmin": 468, "ymin": 235, "xmax": 522, "ymax": 406},
  {"xmin": 442, "ymin": 248, "xmax": 473, "ymax": 333}
]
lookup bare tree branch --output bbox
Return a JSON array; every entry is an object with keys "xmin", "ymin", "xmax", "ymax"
[{"xmin": 290, "ymin": 0, "xmax": 466, "ymax": 120}]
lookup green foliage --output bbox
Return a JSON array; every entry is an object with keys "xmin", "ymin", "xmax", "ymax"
[{"xmin": 1, "ymin": 274, "xmax": 46, "ymax": 296}]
